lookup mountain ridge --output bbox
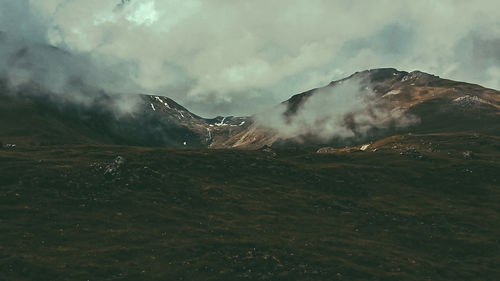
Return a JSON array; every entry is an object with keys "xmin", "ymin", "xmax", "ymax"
[{"xmin": 1, "ymin": 68, "xmax": 499, "ymax": 149}]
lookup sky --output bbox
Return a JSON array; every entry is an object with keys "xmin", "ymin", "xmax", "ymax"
[{"xmin": 1, "ymin": 0, "xmax": 500, "ymax": 117}]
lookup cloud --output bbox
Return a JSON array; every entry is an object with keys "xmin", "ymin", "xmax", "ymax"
[
  {"xmin": 0, "ymin": 0, "xmax": 143, "ymax": 114},
  {"xmin": 254, "ymin": 75, "xmax": 419, "ymax": 141},
  {"xmin": 125, "ymin": 1, "xmax": 159, "ymax": 26},
  {"xmin": 1, "ymin": 0, "xmax": 499, "ymax": 117}
]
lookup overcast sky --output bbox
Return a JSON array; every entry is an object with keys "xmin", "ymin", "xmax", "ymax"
[{"xmin": 1, "ymin": 0, "xmax": 500, "ymax": 117}]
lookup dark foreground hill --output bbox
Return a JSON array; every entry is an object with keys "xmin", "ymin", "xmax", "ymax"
[{"xmin": 1, "ymin": 133, "xmax": 499, "ymax": 280}]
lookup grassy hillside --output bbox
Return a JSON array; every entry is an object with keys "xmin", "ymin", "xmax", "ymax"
[
  {"xmin": 0, "ymin": 93, "xmax": 206, "ymax": 148},
  {"xmin": 1, "ymin": 133, "xmax": 499, "ymax": 280},
  {"xmin": 0, "ymin": 94, "xmax": 116, "ymax": 146}
]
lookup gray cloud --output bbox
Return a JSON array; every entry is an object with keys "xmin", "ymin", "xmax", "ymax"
[
  {"xmin": 450, "ymin": 33, "xmax": 500, "ymax": 87},
  {"xmin": 1, "ymin": 0, "xmax": 500, "ymax": 117},
  {"xmin": 0, "ymin": 0, "xmax": 143, "ymax": 114}
]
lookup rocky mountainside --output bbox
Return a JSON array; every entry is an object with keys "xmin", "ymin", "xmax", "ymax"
[
  {"xmin": 139, "ymin": 94, "xmax": 251, "ymax": 147},
  {"xmin": 217, "ymin": 68, "xmax": 500, "ymax": 149},
  {"xmin": 1, "ymin": 68, "xmax": 499, "ymax": 149}
]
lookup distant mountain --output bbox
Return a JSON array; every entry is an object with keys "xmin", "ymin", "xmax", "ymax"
[
  {"xmin": 1, "ymin": 68, "xmax": 499, "ymax": 149},
  {"xmin": 218, "ymin": 68, "xmax": 500, "ymax": 148},
  {"xmin": 138, "ymin": 94, "xmax": 250, "ymax": 147},
  {"xmin": 0, "ymin": 78, "xmax": 251, "ymax": 147}
]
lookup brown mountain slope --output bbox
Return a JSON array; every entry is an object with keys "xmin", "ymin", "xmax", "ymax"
[{"xmin": 214, "ymin": 68, "xmax": 500, "ymax": 149}]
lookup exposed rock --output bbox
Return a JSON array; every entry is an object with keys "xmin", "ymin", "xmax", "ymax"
[
  {"xmin": 400, "ymin": 148, "xmax": 427, "ymax": 160},
  {"xmin": 453, "ymin": 95, "xmax": 482, "ymax": 108},
  {"xmin": 462, "ymin": 151, "xmax": 474, "ymax": 159},
  {"xmin": 316, "ymin": 147, "xmax": 336, "ymax": 154},
  {"xmin": 104, "ymin": 156, "xmax": 127, "ymax": 177}
]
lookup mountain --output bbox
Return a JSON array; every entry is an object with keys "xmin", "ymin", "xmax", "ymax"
[
  {"xmin": 140, "ymin": 94, "xmax": 250, "ymax": 147},
  {"xmin": 217, "ymin": 68, "xmax": 500, "ymax": 148},
  {"xmin": 1, "ymin": 68, "xmax": 499, "ymax": 149},
  {"xmin": 0, "ymin": 79, "xmax": 251, "ymax": 148}
]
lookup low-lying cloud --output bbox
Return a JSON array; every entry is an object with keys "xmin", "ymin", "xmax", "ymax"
[
  {"xmin": 0, "ymin": 0, "xmax": 143, "ymax": 115},
  {"xmin": 255, "ymin": 76, "xmax": 419, "ymax": 141}
]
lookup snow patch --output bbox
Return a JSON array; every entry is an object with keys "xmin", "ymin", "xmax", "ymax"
[
  {"xmin": 215, "ymin": 117, "xmax": 227, "ymax": 126},
  {"xmin": 150, "ymin": 103, "xmax": 156, "ymax": 111},
  {"xmin": 382, "ymin": 89, "xmax": 401, "ymax": 98}
]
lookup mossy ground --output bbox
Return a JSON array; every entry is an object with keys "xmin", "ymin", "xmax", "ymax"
[{"xmin": 1, "ymin": 134, "xmax": 499, "ymax": 280}]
